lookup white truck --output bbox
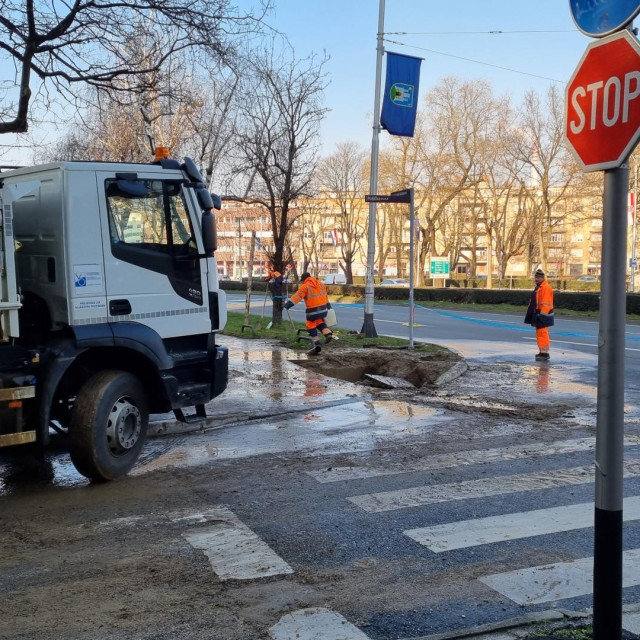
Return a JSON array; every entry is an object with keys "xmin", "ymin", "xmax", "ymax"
[{"xmin": 0, "ymin": 153, "xmax": 228, "ymax": 481}]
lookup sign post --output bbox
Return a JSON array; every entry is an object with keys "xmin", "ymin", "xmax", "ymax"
[
  {"xmin": 565, "ymin": 19, "xmax": 640, "ymax": 640},
  {"xmin": 366, "ymin": 189, "xmax": 414, "ymax": 345}
]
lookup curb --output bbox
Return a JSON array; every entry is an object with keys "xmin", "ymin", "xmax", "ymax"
[{"xmin": 400, "ymin": 609, "xmax": 589, "ymax": 640}]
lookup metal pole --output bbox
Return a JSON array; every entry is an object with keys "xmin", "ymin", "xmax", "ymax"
[
  {"xmin": 409, "ymin": 188, "xmax": 415, "ymax": 349},
  {"xmin": 361, "ymin": 0, "xmax": 385, "ymax": 338},
  {"xmin": 244, "ymin": 231, "xmax": 256, "ymax": 327},
  {"xmin": 593, "ymin": 163, "xmax": 628, "ymax": 640},
  {"xmin": 632, "ymin": 163, "xmax": 638, "ymax": 292}
]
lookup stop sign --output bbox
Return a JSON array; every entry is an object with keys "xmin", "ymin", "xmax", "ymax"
[{"xmin": 565, "ymin": 30, "xmax": 640, "ymax": 172}]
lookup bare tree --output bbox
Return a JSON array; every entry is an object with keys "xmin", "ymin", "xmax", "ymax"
[
  {"xmin": 508, "ymin": 85, "xmax": 581, "ymax": 274},
  {"xmin": 316, "ymin": 142, "xmax": 367, "ymax": 283},
  {"xmin": 379, "ymin": 79, "xmax": 498, "ymax": 286},
  {"xmin": 229, "ymin": 48, "xmax": 329, "ymax": 326},
  {"xmin": 0, "ymin": 0, "xmax": 271, "ymax": 135},
  {"xmin": 290, "ymin": 197, "xmax": 331, "ymax": 277}
]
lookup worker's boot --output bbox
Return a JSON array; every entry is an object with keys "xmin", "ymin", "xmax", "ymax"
[
  {"xmin": 307, "ymin": 341, "xmax": 322, "ymax": 356},
  {"xmin": 535, "ymin": 352, "xmax": 550, "ymax": 361},
  {"xmin": 324, "ymin": 331, "xmax": 333, "ymax": 344}
]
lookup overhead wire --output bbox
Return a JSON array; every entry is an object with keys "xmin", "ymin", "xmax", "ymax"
[{"xmin": 383, "ymin": 36, "xmax": 567, "ymax": 85}]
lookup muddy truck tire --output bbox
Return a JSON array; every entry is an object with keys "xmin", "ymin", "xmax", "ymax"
[{"xmin": 69, "ymin": 370, "xmax": 149, "ymax": 481}]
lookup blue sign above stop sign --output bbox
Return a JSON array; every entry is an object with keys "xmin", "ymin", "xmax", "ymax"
[{"xmin": 570, "ymin": 0, "xmax": 640, "ymax": 37}]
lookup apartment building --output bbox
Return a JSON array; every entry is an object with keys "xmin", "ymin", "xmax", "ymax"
[{"xmin": 215, "ymin": 186, "xmax": 636, "ymax": 285}]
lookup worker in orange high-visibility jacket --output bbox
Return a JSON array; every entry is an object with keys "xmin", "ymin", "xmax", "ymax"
[
  {"xmin": 265, "ymin": 267, "xmax": 284, "ymax": 301},
  {"xmin": 284, "ymin": 272, "xmax": 333, "ymax": 353},
  {"xmin": 524, "ymin": 268, "xmax": 554, "ymax": 361}
]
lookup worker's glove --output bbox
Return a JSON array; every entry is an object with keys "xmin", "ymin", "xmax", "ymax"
[
  {"xmin": 327, "ymin": 302, "xmax": 332, "ymax": 309},
  {"xmin": 284, "ymin": 300, "xmax": 294, "ymax": 310}
]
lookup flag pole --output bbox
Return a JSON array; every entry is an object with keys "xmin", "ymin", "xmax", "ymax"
[{"xmin": 361, "ymin": 0, "xmax": 385, "ymax": 337}]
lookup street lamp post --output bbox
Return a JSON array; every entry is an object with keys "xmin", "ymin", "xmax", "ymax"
[{"xmin": 361, "ymin": 0, "xmax": 385, "ymax": 338}]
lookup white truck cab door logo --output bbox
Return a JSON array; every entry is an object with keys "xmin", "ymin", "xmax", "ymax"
[{"xmin": 73, "ymin": 264, "xmax": 105, "ymax": 294}]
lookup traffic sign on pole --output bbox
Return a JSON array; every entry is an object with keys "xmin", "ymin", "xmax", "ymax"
[
  {"xmin": 570, "ymin": 0, "xmax": 640, "ymax": 38},
  {"xmin": 365, "ymin": 189, "xmax": 411, "ymax": 203},
  {"xmin": 565, "ymin": 30, "xmax": 640, "ymax": 172}
]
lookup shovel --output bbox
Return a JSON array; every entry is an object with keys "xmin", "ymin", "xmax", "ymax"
[{"xmin": 285, "ymin": 308, "xmax": 296, "ymax": 330}]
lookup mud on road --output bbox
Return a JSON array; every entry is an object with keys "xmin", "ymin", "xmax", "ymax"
[{"xmin": 0, "ymin": 339, "xmax": 609, "ymax": 639}]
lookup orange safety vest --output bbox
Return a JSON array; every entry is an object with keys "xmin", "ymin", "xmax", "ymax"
[
  {"xmin": 290, "ymin": 276, "xmax": 329, "ymax": 321},
  {"xmin": 535, "ymin": 279, "xmax": 554, "ymax": 317},
  {"xmin": 265, "ymin": 269, "xmax": 282, "ymax": 281}
]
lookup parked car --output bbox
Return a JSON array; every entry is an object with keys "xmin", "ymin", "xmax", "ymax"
[
  {"xmin": 379, "ymin": 278, "xmax": 410, "ymax": 287},
  {"xmin": 219, "ymin": 274, "xmax": 231, "ymax": 281},
  {"xmin": 577, "ymin": 275, "xmax": 598, "ymax": 282}
]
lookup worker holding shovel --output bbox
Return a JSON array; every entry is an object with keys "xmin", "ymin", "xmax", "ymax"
[{"xmin": 284, "ymin": 272, "xmax": 334, "ymax": 354}]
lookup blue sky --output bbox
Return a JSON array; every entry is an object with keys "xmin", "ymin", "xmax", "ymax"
[
  {"xmin": 0, "ymin": 1, "xmax": 598, "ymax": 165},
  {"xmin": 264, "ymin": 0, "xmax": 590, "ymax": 155}
]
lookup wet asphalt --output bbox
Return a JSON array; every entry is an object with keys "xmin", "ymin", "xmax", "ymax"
[{"xmin": 2, "ymin": 331, "xmax": 640, "ymax": 638}]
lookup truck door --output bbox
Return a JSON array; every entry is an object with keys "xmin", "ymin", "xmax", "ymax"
[{"xmin": 97, "ymin": 172, "xmax": 211, "ymax": 339}]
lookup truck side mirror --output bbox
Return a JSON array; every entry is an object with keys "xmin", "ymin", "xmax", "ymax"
[
  {"xmin": 202, "ymin": 210, "xmax": 217, "ymax": 256},
  {"xmin": 196, "ymin": 187, "xmax": 214, "ymax": 211}
]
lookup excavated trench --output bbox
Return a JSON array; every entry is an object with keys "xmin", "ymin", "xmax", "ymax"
[{"xmin": 292, "ymin": 347, "xmax": 462, "ymax": 389}]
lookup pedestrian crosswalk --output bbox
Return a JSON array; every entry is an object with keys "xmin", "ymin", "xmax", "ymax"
[
  {"xmin": 170, "ymin": 433, "xmax": 640, "ymax": 637},
  {"xmin": 318, "ymin": 433, "xmax": 640, "ymax": 633}
]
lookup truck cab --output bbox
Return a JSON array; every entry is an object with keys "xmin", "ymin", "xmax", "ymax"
[{"xmin": 0, "ymin": 154, "xmax": 228, "ymax": 481}]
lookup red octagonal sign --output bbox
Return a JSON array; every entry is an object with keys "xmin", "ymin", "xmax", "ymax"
[{"xmin": 566, "ymin": 30, "xmax": 640, "ymax": 172}]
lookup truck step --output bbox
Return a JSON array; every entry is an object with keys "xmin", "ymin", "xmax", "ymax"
[{"xmin": 173, "ymin": 405, "xmax": 207, "ymax": 424}]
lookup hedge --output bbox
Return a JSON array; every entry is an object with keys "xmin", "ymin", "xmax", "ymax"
[{"xmin": 219, "ymin": 280, "xmax": 640, "ymax": 315}]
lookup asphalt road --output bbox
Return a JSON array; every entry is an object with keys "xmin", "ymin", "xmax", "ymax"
[
  {"xmin": 5, "ymin": 299, "xmax": 640, "ymax": 638},
  {"xmin": 230, "ymin": 291, "xmax": 640, "ymax": 388}
]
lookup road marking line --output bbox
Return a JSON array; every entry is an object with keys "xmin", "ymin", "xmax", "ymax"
[
  {"xmin": 347, "ymin": 458, "xmax": 640, "ymax": 513},
  {"xmin": 308, "ymin": 436, "xmax": 640, "ymax": 483},
  {"xmin": 480, "ymin": 548, "xmax": 640, "ymax": 605},
  {"xmin": 176, "ymin": 506, "xmax": 293, "ymax": 580},
  {"xmin": 269, "ymin": 607, "xmax": 371, "ymax": 639},
  {"xmin": 523, "ymin": 336, "xmax": 640, "ymax": 352},
  {"xmin": 405, "ymin": 495, "xmax": 640, "ymax": 552}
]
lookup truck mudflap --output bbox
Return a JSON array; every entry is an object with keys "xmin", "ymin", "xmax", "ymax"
[{"xmin": 212, "ymin": 345, "xmax": 228, "ymax": 398}]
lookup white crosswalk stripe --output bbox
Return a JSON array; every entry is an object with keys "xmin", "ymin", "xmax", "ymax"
[
  {"xmin": 480, "ymin": 549, "xmax": 640, "ymax": 605},
  {"xmin": 172, "ymin": 506, "xmax": 293, "ymax": 580},
  {"xmin": 405, "ymin": 496, "xmax": 640, "ymax": 552},
  {"xmin": 348, "ymin": 458, "xmax": 640, "ymax": 513},
  {"xmin": 309, "ymin": 436, "xmax": 640, "ymax": 483}
]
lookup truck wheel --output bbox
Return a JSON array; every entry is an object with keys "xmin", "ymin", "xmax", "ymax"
[{"xmin": 69, "ymin": 370, "xmax": 149, "ymax": 482}]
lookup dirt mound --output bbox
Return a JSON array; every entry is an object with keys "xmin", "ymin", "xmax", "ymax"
[{"xmin": 293, "ymin": 347, "xmax": 462, "ymax": 389}]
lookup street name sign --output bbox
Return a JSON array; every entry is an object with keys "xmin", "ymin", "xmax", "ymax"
[
  {"xmin": 565, "ymin": 30, "xmax": 640, "ymax": 172},
  {"xmin": 570, "ymin": 0, "xmax": 640, "ymax": 37},
  {"xmin": 365, "ymin": 189, "xmax": 411, "ymax": 203}
]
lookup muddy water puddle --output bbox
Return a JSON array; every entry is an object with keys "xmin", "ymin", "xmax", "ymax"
[{"xmin": 133, "ymin": 400, "xmax": 452, "ymax": 475}]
